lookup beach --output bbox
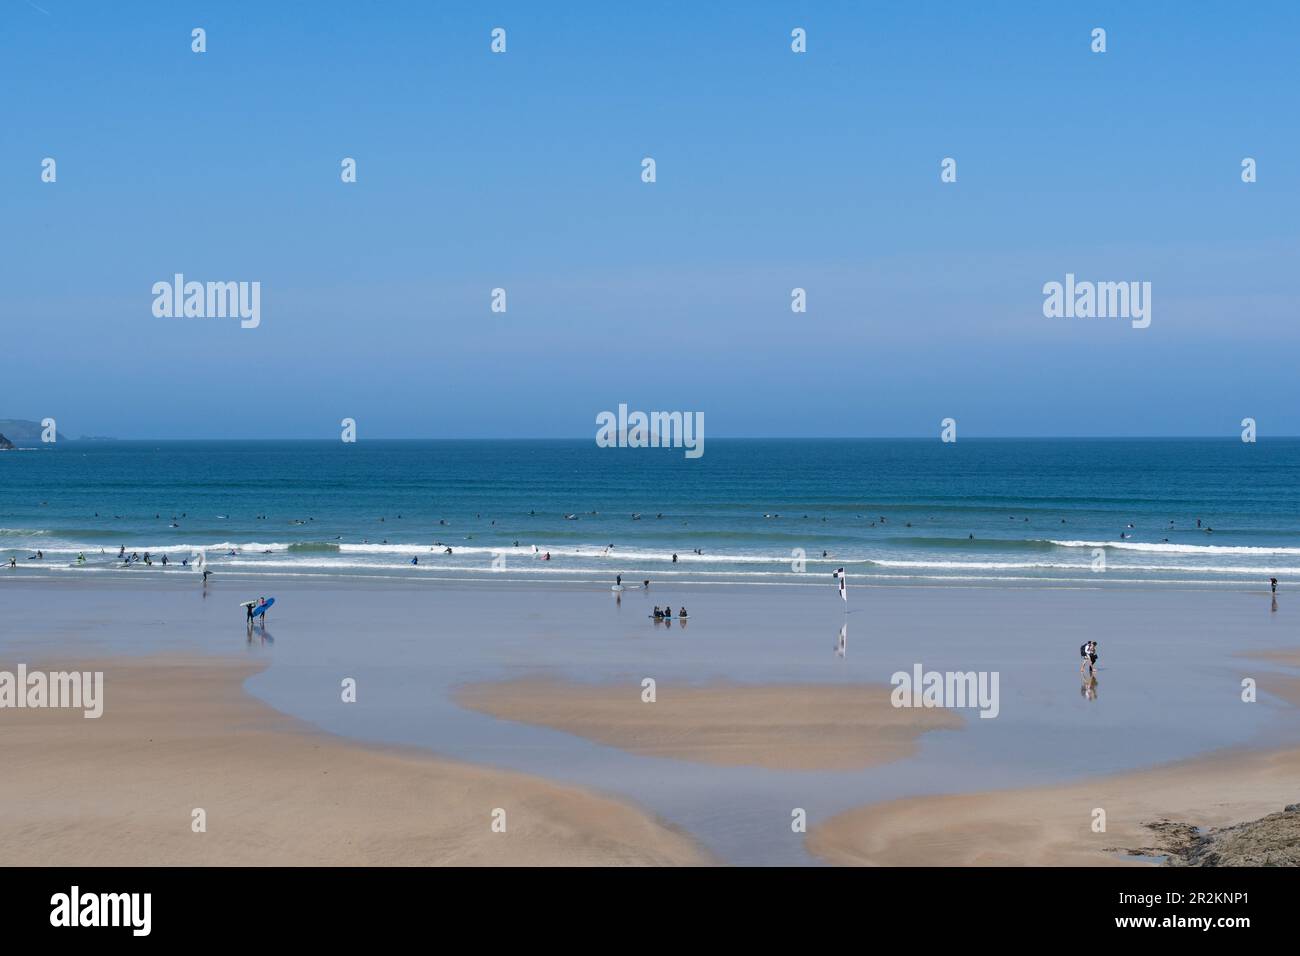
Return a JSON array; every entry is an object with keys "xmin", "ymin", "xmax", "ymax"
[
  {"xmin": 807, "ymin": 744, "xmax": 1300, "ymax": 867},
  {"xmin": 455, "ymin": 678, "xmax": 962, "ymax": 770},
  {"xmin": 807, "ymin": 650, "xmax": 1300, "ymax": 866},
  {"xmin": 3, "ymin": 572, "xmax": 1298, "ymax": 865},
  {"xmin": 0, "ymin": 654, "xmax": 708, "ymax": 866}
]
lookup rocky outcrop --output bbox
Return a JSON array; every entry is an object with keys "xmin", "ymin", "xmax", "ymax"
[
  {"xmin": 1130, "ymin": 803, "xmax": 1300, "ymax": 866},
  {"xmin": 0, "ymin": 433, "xmax": 14, "ymax": 450},
  {"xmin": 1172, "ymin": 803, "xmax": 1300, "ymax": 866}
]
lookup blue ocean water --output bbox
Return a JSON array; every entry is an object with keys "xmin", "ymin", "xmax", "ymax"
[{"xmin": 2, "ymin": 438, "xmax": 1299, "ymax": 587}]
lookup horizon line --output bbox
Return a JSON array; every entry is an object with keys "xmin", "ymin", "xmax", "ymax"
[{"xmin": 21, "ymin": 435, "xmax": 1300, "ymax": 443}]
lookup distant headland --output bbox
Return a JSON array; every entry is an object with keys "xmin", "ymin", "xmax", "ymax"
[{"xmin": 0, "ymin": 419, "xmax": 72, "ymax": 446}]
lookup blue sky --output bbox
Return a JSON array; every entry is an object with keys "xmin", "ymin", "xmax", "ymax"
[{"xmin": 2, "ymin": 1, "xmax": 1297, "ymax": 438}]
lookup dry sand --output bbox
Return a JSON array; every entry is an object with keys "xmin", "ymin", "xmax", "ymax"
[
  {"xmin": 808, "ymin": 649, "xmax": 1300, "ymax": 866},
  {"xmin": 455, "ymin": 678, "xmax": 963, "ymax": 770},
  {"xmin": 0, "ymin": 656, "xmax": 710, "ymax": 866}
]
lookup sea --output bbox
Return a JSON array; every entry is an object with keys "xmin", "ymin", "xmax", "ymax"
[{"xmin": 3, "ymin": 438, "xmax": 1299, "ymax": 590}]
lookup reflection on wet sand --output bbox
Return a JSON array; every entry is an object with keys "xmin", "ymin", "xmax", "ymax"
[{"xmin": 1080, "ymin": 674, "xmax": 1098, "ymax": 701}]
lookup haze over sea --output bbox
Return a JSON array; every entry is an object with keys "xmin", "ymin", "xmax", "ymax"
[{"xmin": 3, "ymin": 438, "xmax": 1298, "ymax": 589}]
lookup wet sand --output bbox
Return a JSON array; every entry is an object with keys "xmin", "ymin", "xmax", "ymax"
[
  {"xmin": 455, "ymin": 678, "xmax": 963, "ymax": 770},
  {"xmin": 808, "ymin": 650, "xmax": 1300, "ymax": 866},
  {"xmin": 0, "ymin": 656, "xmax": 710, "ymax": 866},
  {"xmin": 2, "ymin": 577, "xmax": 1296, "ymax": 865},
  {"xmin": 808, "ymin": 744, "xmax": 1300, "ymax": 866}
]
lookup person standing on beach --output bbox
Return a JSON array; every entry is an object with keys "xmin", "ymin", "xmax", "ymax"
[{"xmin": 1271, "ymin": 577, "xmax": 1278, "ymax": 595}]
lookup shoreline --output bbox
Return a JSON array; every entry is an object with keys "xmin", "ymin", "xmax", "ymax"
[{"xmin": 1, "ymin": 565, "xmax": 1288, "ymax": 596}]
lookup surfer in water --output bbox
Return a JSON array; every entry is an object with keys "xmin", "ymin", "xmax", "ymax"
[{"xmin": 616, "ymin": 574, "xmax": 622, "ymax": 587}]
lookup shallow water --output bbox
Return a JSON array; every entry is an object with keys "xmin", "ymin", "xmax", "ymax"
[{"xmin": 4, "ymin": 574, "xmax": 1298, "ymax": 864}]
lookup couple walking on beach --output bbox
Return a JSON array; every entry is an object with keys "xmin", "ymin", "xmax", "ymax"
[{"xmin": 1079, "ymin": 640, "xmax": 1099, "ymax": 677}]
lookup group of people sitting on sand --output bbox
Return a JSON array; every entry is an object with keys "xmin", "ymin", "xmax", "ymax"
[{"xmin": 652, "ymin": 605, "xmax": 687, "ymax": 620}]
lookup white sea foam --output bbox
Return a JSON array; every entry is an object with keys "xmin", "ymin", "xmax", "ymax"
[{"xmin": 1048, "ymin": 539, "xmax": 1300, "ymax": 555}]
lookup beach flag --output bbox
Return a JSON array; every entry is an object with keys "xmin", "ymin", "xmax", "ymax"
[{"xmin": 833, "ymin": 567, "xmax": 846, "ymax": 602}]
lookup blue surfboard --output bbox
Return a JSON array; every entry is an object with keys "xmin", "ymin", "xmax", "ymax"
[{"xmin": 251, "ymin": 597, "xmax": 275, "ymax": 617}]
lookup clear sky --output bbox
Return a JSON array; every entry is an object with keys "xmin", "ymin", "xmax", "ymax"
[{"xmin": 3, "ymin": 1, "xmax": 1297, "ymax": 438}]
